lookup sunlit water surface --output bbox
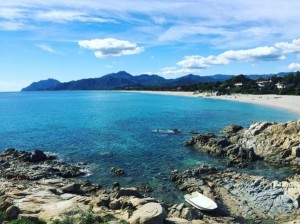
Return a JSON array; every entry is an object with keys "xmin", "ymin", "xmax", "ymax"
[{"xmin": 0, "ymin": 91, "xmax": 297, "ymax": 203}]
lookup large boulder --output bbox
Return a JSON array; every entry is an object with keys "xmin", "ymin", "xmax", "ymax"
[
  {"xmin": 129, "ymin": 202, "xmax": 167, "ymax": 224},
  {"xmin": 5, "ymin": 205, "xmax": 20, "ymax": 221}
]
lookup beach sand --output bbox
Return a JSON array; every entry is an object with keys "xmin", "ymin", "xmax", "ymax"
[{"xmin": 129, "ymin": 91, "xmax": 300, "ymax": 117}]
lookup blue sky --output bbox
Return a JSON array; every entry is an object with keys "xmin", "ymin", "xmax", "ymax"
[{"xmin": 1, "ymin": 0, "xmax": 300, "ymax": 91}]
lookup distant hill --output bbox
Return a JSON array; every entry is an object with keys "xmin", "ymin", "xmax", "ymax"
[
  {"xmin": 21, "ymin": 71, "xmax": 293, "ymax": 91},
  {"xmin": 22, "ymin": 71, "xmax": 234, "ymax": 91},
  {"xmin": 21, "ymin": 79, "xmax": 61, "ymax": 91}
]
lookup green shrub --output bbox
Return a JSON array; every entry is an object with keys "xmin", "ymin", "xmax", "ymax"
[
  {"xmin": 9, "ymin": 219, "xmax": 35, "ymax": 224},
  {"xmin": 118, "ymin": 220, "xmax": 130, "ymax": 224},
  {"xmin": 50, "ymin": 216, "xmax": 76, "ymax": 224},
  {"xmin": 8, "ymin": 217, "xmax": 47, "ymax": 224},
  {"xmin": 102, "ymin": 213, "xmax": 114, "ymax": 223},
  {"xmin": 78, "ymin": 208, "xmax": 99, "ymax": 224}
]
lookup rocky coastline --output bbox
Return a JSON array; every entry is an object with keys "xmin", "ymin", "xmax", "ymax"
[
  {"xmin": 0, "ymin": 120, "xmax": 299, "ymax": 223},
  {"xmin": 185, "ymin": 120, "xmax": 300, "ymax": 170}
]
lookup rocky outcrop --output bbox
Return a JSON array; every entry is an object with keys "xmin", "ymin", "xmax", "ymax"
[
  {"xmin": 185, "ymin": 120, "xmax": 300, "ymax": 168},
  {"xmin": 172, "ymin": 165, "xmax": 300, "ymax": 223},
  {"xmin": 0, "ymin": 148, "xmax": 86, "ymax": 180},
  {"xmin": 0, "ymin": 149, "xmax": 206, "ymax": 224},
  {"xmin": 1, "ymin": 146, "xmax": 299, "ymax": 223}
]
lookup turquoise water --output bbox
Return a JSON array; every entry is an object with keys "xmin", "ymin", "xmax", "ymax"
[{"xmin": 0, "ymin": 91, "xmax": 297, "ymax": 203}]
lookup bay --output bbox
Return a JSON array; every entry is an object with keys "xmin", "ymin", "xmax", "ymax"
[{"xmin": 0, "ymin": 91, "xmax": 297, "ymax": 203}]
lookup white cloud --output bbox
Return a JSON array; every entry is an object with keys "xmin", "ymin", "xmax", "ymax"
[
  {"xmin": 220, "ymin": 46, "xmax": 284, "ymax": 62},
  {"xmin": 78, "ymin": 38, "xmax": 143, "ymax": 58},
  {"xmin": 36, "ymin": 44, "xmax": 57, "ymax": 53},
  {"xmin": 35, "ymin": 10, "xmax": 115, "ymax": 23},
  {"xmin": 288, "ymin": 63, "xmax": 300, "ymax": 71},
  {"xmin": 0, "ymin": 21, "xmax": 26, "ymax": 30},
  {"xmin": 2, "ymin": 0, "xmax": 300, "ymax": 47},
  {"xmin": 177, "ymin": 55, "xmax": 229, "ymax": 69},
  {"xmin": 0, "ymin": 8, "xmax": 26, "ymax": 19},
  {"xmin": 275, "ymin": 38, "xmax": 300, "ymax": 53},
  {"xmin": 157, "ymin": 66, "xmax": 195, "ymax": 78},
  {"xmin": 152, "ymin": 16, "xmax": 166, "ymax": 25},
  {"xmin": 177, "ymin": 46, "xmax": 284, "ymax": 70}
]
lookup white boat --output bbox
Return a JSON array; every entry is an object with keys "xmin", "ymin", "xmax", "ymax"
[{"xmin": 184, "ymin": 192, "xmax": 218, "ymax": 211}]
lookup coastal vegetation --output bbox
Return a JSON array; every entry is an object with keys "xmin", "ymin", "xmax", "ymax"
[{"xmin": 144, "ymin": 71, "xmax": 300, "ymax": 95}]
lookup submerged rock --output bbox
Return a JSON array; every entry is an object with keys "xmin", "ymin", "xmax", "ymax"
[{"xmin": 111, "ymin": 167, "xmax": 125, "ymax": 175}]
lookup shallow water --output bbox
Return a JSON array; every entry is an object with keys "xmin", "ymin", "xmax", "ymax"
[{"xmin": 0, "ymin": 91, "xmax": 297, "ymax": 203}]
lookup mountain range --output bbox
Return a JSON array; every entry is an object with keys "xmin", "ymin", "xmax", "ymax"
[
  {"xmin": 21, "ymin": 71, "xmax": 233, "ymax": 91},
  {"xmin": 21, "ymin": 71, "xmax": 292, "ymax": 91}
]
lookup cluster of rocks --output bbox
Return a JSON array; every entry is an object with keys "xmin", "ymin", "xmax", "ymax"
[
  {"xmin": 0, "ymin": 149, "xmax": 213, "ymax": 224},
  {"xmin": 2, "ymin": 118, "xmax": 300, "ymax": 224},
  {"xmin": 185, "ymin": 120, "xmax": 300, "ymax": 169},
  {"xmin": 172, "ymin": 165, "xmax": 300, "ymax": 223},
  {"xmin": 0, "ymin": 148, "xmax": 87, "ymax": 180}
]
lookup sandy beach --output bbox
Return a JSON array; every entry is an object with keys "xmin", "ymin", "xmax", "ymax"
[{"xmin": 130, "ymin": 91, "xmax": 300, "ymax": 117}]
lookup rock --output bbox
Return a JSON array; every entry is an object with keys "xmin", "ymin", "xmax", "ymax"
[
  {"xmin": 61, "ymin": 183, "xmax": 82, "ymax": 194},
  {"xmin": 129, "ymin": 202, "xmax": 167, "ymax": 224},
  {"xmin": 30, "ymin": 150, "xmax": 48, "ymax": 162},
  {"xmin": 121, "ymin": 201, "xmax": 134, "ymax": 210},
  {"xmin": 292, "ymin": 147, "xmax": 300, "ymax": 157},
  {"xmin": 185, "ymin": 120, "xmax": 300, "ymax": 168},
  {"xmin": 168, "ymin": 203, "xmax": 203, "ymax": 221},
  {"xmin": 0, "ymin": 160, "xmax": 10, "ymax": 169},
  {"xmin": 223, "ymin": 125, "xmax": 243, "ymax": 135},
  {"xmin": 5, "ymin": 205, "xmax": 21, "ymax": 221},
  {"xmin": 0, "ymin": 195, "xmax": 13, "ymax": 211},
  {"xmin": 172, "ymin": 166, "xmax": 300, "ymax": 222},
  {"xmin": 111, "ymin": 167, "xmax": 125, "ymax": 175},
  {"xmin": 180, "ymin": 207, "xmax": 203, "ymax": 221},
  {"xmin": 130, "ymin": 198, "xmax": 158, "ymax": 208},
  {"xmin": 112, "ymin": 182, "xmax": 121, "ymax": 190},
  {"xmin": 3, "ymin": 148, "xmax": 16, "ymax": 155},
  {"xmin": 96, "ymin": 194, "xmax": 110, "ymax": 207},
  {"xmin": 0, "ymin": 149, "xmax": 88, "ymax": 180},
  {"xmin": 109, "ymin": 199, "xmax": 122, "ymax": 210},
  {"xmin": 116, "ymin": 188, "xmax": 143, "ymax": 199}
]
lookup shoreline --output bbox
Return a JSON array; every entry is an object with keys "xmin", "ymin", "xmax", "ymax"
[{"xmin": 127, "ymin": 90, "xmax": 300, "ymax": 117}]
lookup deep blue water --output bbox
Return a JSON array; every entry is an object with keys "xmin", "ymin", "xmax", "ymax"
[{"xmin": 0, "ymin": 91, "xmax": 297, "ymax": 203}]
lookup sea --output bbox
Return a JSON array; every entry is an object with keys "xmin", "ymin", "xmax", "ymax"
[{"xmin": 0, "ymin": 91, "xmax": 297, "ymax": 204}]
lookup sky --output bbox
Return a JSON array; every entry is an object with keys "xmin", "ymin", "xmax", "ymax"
[{"xmin": 1, "ymin": 0, "xmax": 300, "ymax": 91}]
